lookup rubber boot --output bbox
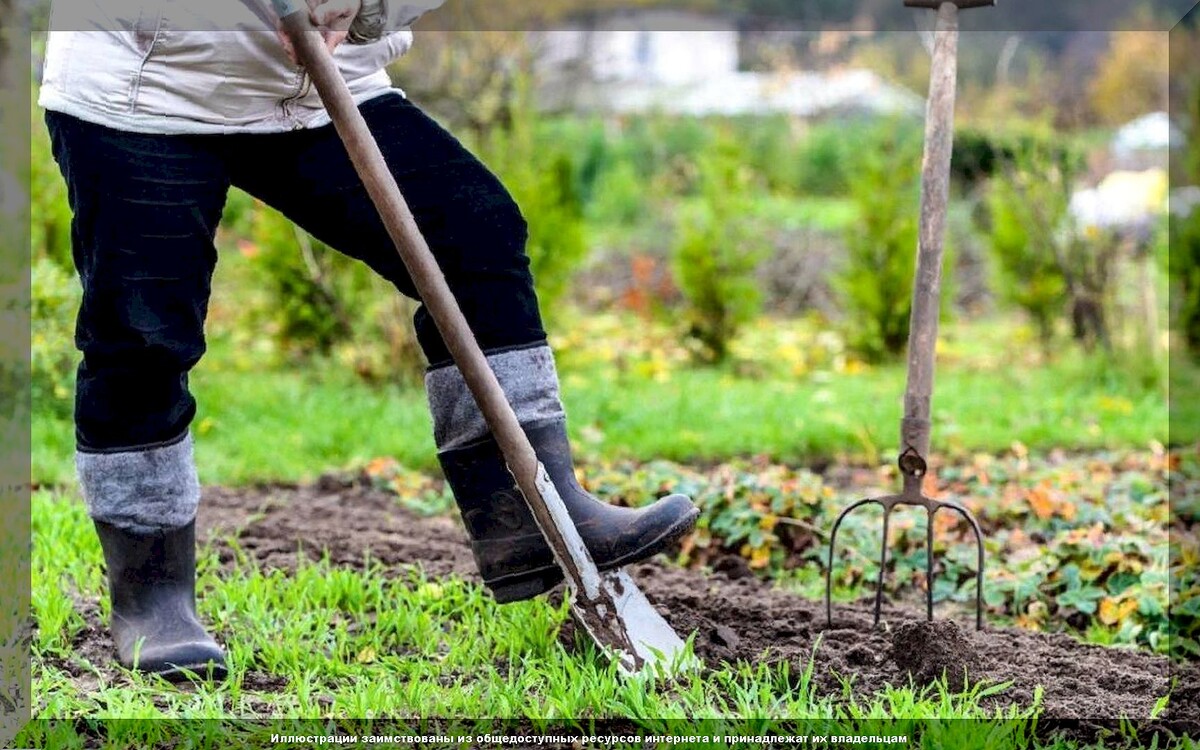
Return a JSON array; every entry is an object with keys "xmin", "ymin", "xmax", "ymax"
[
  {"xmin": 94, "ymin": 520, "xmax": 227, "ymax": 681},
  {"xmin": 439, "ymin": 420, "xmax": 699, "ymax": 603}
]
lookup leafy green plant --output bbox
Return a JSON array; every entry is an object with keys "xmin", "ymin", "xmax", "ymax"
[
  {"xmin": 838, "ymin": 124, "xmax": 924, "ymax": 361},
  {"xmin": 242, "ymin": 203, "xmax": 426, "ymax": 385},
  {"xmin": 476, "ymin": 77, "xmax": 588, "ymax": 321},
  {"xmin": 245, "ymin": 205, "xmax": 351, "ymax": 357},
  {"xmin": 30, "ymin": 112, "xmax": 73, "ymax": 269},
  {"xmin": 1170, "ymin": 207, "xmax": 1200, "ymax": 358},
  {"xmin": 671, "ymin": 134, "xmax": 769, "ymax": 364},
  {"xmin": 793, "ymin": 123, "xmax": 852, "ymax": 196},
  {"xmin": 31, "ymin": 257, "xmax": 79, "ymax": 416},
  {"xmin": 986, "ymin": 147, "xmax": 1071, "ymax": 348},
  {"xmin": 584, "ymin": 159, "xmax": 647, "ymax": 227},
  {"xmin": 573, "ymin": 446, "xmax": 1178, "ymax": 654}
]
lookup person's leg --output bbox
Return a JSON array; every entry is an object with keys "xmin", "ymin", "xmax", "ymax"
[
  {"xmin": 46, "ymin": 111, "xmax": 229, "ymax": 679},
  {"xmin": 231, "ymin": 93, "xmax": 696, "ymax": 603}
]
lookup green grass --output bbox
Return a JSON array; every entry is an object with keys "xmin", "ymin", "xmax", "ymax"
[{"xmin": 32, "ymin": 330, "xmax": 1173, "ymax": 488}]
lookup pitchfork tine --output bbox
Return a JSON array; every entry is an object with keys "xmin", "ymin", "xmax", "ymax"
[
  {"xmin": 938, "ymin": 500, "xmax": 986, "ymax": 631},
  {"xmin": 926, "ymin": 505, "xmax": 936, "ymax": 621},
  {"xmin": 825, "ymin": 498, "xmax": 880, "ymax": 628},
  {"xmin": 873, "ymin": 506, "xmax": 892, "ymax": 627}
]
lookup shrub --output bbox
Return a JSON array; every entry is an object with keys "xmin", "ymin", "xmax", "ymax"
[
  {"xmin": 30, "ymin": 114, "xmax": 72, "ymax": 269},
  {"xmin": 31, "ymin": 257, "xmax": 79, "ymax": 416},
  {"xmin": 838, "ymin": 125, "xmax": 925, "ymax": 361},
  {"xmin": 476, "ymin": 78, "xmax": 588, "ymax": 319},
  {"xmin": 951, "ymin": 127, "xmax": 1068, "ymax": 188},
  {"xmin": 1171, "ymin": 208, "xmax": 1200, "ymax": 358},
  {"xmin": 737, "ymin": 115, "xmax": 800, "ymax": 194},
  {"xmin": 242, "ymin": 203, "xmax": 427, "ymax": 385},
  {"xmin": 986, "ymin": 147, "xmax": 1072, "ymax": 347},
  {"xmin": 987, "ymin": 143, "xmax": 1122, "ymax": 353},
  {"xmin": 246, "ymin": 206, "xmax": 351, "ymax": 357},
  {"xmin": 793, "ymin": 123, "xmax": 852, "ymax": 196},
  {"xmin": 584, "ymin": 159, "xmax": 647, "ymax": 228},
  {"xmin": 671, "ymin": 134, "xmax": 769, "ymax": 364}
]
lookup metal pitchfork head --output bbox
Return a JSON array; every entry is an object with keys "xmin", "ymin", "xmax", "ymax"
[
  {"xmin": 824, "ymin": 447, "xmax": 986, "ymax": 631},
  {"xmin": 825, "ymin": 0, "xmax": 993, "ymax": 632}
]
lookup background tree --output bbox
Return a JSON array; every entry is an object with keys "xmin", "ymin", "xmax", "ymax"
[{"xmin": 1088, "ymin": 29, "xmax": 1169, "ymax": 126}]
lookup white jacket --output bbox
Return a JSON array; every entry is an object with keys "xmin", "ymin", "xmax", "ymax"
[{"xmin": 38, "ymin": 1, "xmax": 444, "ymax": 134}]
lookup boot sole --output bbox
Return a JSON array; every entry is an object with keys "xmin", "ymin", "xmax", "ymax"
[
  {"xmin": 130, "ymin": 659, "xmax": 228, "ymax": 683},
  {"xmin": 487, "ymin": 506, "xmax": 701, "ymax": 604}
]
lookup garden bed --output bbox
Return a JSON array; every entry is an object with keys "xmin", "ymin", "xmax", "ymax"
[{"xmin": 47, "ymin": 478, "xmax": 1192, "ymax": 735}]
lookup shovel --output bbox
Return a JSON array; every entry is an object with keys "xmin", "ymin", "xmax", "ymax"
[
  {"xmin": 272, "ymin": 1, "xmax": 690, "ymax": 674},
  {"xmin": 825, "ymin": 0, "xmax": 993, "ymax": 631}
]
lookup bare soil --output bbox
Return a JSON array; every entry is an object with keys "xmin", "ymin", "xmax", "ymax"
[{"xmin": 57, "ymin": 478, "xmax": 1195, "ymax": 736}]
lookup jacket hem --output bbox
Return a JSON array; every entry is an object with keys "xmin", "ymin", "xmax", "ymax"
[{"xmin": 38, "ymin": 86, "xmax": 407, "ymax": 136}]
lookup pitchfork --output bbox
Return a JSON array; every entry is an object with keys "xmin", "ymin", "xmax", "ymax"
[{"xmin": 825, "ymin": 0, "xmax": 992, "ymax": 631}]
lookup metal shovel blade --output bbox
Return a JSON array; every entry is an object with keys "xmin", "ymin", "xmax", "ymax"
[
  {"xmin": 532, "ymin": 467, "xmax": 693, "ymax": 675},
  {"xmin": 571, "ymin": 569, "xmax": 690, "ymax": 675}
]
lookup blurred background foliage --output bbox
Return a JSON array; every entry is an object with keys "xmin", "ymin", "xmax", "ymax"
[
  {"xmin": 26, "ymin": 14, "xmax": 1199, "ymax": 401},
  {"xmin": 21, "ymin": 0, "xmax": 1200, "ymax": 662}
]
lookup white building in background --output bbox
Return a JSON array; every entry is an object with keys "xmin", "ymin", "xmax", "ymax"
[
  {"xmin": 534, "ymin": 11, "xmax": 741, "ymax": 87},
  {"xmin": 532, "ymin": 11, "xmax": 922, "ymax": 119}
]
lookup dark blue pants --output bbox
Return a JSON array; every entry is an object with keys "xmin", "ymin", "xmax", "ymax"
[{"xmin": 46, "ymin": 93, "xmax": 547, "ymax": 453}]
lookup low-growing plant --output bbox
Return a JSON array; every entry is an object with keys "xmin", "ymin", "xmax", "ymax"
[{"xmin": 570, "ymin": 447, "xmax": 1179, "ymax": 655}]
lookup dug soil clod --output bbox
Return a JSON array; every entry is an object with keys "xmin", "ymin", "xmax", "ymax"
[{"xmin": 890, "ymin": 619, "xmax": 980, "ymax": 691}]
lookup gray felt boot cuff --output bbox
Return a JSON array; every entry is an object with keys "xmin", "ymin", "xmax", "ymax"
[
  {"xmin": 76, "ymin": 433, "xmax": 201, "ymax": 535},
  {"xmin": 426, "ymin": 345, "xmax": 566, "ymax": 453}
]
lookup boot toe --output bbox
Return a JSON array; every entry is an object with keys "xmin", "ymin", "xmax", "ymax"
[{"xmin": 589, "ymin": 493, "xmax": 700, "ymax": 570}]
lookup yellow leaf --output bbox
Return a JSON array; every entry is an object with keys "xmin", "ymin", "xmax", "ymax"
[
  {"xmin": 1099, "ymin": 597, "xmax": 1138, "ymax": 626},
  {"xmin": 749, "ymin": 546, "xmax": 771, "ymax": 570},
  {"xmin": 356, "ymin": 646, "xmax": 377, "ymax": 664}
]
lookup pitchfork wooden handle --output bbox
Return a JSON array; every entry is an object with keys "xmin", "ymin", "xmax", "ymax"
[{"xmin": 900, "ymin": 2, "xmax": 964, "ymax": 476}]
